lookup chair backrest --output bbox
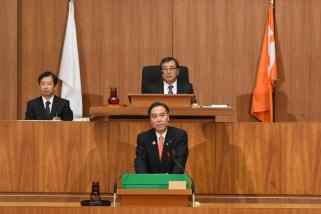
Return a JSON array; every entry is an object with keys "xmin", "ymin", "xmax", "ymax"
[{"xmin": 141, "ymin": 65, "xmax": 189, "ymax": 93}]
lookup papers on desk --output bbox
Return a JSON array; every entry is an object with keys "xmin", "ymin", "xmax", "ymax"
[
  {"xmin": 73, "ymin": 117, "xmax": 90, "ymax": 121},
  {"xmin": 192, "ymin": 104, "xmax": 231, "ymax": 109}
]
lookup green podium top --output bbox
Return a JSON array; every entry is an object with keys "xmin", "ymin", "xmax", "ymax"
[{"xmin": 121, "ymin": 173, "xmax": 191, "ymax": 189}]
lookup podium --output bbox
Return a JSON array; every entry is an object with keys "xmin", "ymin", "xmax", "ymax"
[
  {"xmin": 89, "ymin": 93, "xmax": 233, "ymax": 122},
  {"xmin": 116, "ymin": 173, "xmax": 192, "ymax": 207},
  {"xmin": 128, "ymin": 94, "xmax": 194, "ymax": 108}
]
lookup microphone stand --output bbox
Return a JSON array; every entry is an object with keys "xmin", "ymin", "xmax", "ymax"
[
  {"xmin": 112, "ymin": 163, "xmax": 135, "ymax": 207},
  {"xmin": 167, "ymin": 151, "xmax": 195, "ymax": 207}
]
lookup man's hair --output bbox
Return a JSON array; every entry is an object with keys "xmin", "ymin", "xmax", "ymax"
[
  {"xmin": 148, "ymin": 102, "xmax": 170, "ymax": 116},
  {"xmin": 38, "ymin": 71, "xmax": 58, "ymax": 86},
  {"xmin": 160, "ymin": 56, "xmax": 180, "ymax": 69}
]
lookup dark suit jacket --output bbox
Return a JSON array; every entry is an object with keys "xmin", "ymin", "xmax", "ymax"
[
  {"xmin": 25, "ymin": 96, "xmax": 73, "ymax": 121},
  {"xmin": 144, "ymin": 80, "xmax": 194, "ymax": 95},
  {"xmin": 135, "ymin": 126, "xmax": 189, "ymax": 174},
  {"xmin": 144, "ymin": 80, "xmax": 196, "ymax": 103}
]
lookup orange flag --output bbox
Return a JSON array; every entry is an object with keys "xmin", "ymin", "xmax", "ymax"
[{"xmin": 251, "ymin": 0, "xmax": 278, "ymax": 122}]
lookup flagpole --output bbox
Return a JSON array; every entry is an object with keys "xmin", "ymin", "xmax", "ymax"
[
  {"xmin": 271, "ymin": 0, "xmax": 276, "ymax": 122},
  {"xmin": 271, "ymin": 0, "xmax": 277, "ymax": 122}
]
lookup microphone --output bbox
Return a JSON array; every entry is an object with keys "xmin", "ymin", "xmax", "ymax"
[
  {"xmin": 167, "ymin": 150, "xmax": 196, "ymax": 207},
  {"xmin": 112, "ymin": 162, "xmax": 136, "ymax": 207}
]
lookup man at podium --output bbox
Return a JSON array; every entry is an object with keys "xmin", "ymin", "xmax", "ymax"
[{"xmin": 135, "ymin": 102, "xmax": 189, "ymax": 174}]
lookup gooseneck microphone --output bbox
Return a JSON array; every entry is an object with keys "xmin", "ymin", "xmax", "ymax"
[
  {"xmin": 167, "ymin": 150, "xmax": 196, "ymax": 207},
  {"xmin": 112, "ymin": 163, "xmax": 136, "ymax": 207}
]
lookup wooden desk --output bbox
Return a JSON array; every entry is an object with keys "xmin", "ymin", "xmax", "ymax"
[
  {"xmin": 89, "ymin": 106, "xmax": 233, "ymax": 122},
  {"xmin": 117, "ymin": 189, "xmax": 192, "ymax": 207}
]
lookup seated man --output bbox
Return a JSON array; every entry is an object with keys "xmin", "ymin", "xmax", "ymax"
[
  {"xmin": 25, "ymin": 71, "xmax": 73, "ymax": 121},
  {"xmin": 135, "ymin": 102, "xmax": 189, "ymax": 174},
  {"xmin": 144, "ymin": 57, "xmax": 195, "ymax": 96}
]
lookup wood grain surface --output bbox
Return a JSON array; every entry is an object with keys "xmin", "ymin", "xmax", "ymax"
[
  {"xmin": 1, "ymin": 121, "xmax": 321, "ymax": 195},
  {"xmin": 2, "ymin": 1, "xmax": 321, "ymax": 122}
]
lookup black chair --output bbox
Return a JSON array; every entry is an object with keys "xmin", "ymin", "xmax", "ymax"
[{"xmin": 141, "ymin": 65, "xmax": 189, "ymax": 93}]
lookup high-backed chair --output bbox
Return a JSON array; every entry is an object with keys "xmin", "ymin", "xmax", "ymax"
[{"xmin": 141, "ymin": 65, "xmax": 189, "ymax": 93}]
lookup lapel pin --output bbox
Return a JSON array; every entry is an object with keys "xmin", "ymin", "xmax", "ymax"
[{"xmin": 152, "ymin": 141, "xmax": 156, "ymax": 145}]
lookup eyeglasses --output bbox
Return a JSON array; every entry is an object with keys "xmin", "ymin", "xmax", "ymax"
[{"xmin": 161, "ymin": 67, "xmax": 178, "ymax": 72}]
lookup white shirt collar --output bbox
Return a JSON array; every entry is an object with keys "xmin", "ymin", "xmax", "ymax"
[
  {"xmin": 163, "ymin": 80, "xmax": 177, "ymax": 94},
  {"xmin": 155, "ymin": 129, "xmax": 167, "ymax": 144},
  {"xmin": 42, "ymin": 96, "xmax": 54, "ymax": 109}
]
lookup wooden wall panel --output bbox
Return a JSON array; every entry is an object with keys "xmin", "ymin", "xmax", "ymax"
[
  {"xmin": 173, "ymin": 0, "xmax": 267, "ymax": 122},
  {"xmin": 1, "ymin": 0, "xmax": 321, "ymax": 121},
  {"xmin": 107, "ymin": 121, "xmax": 150, "ymax": 191},
  {"xmin": 0, "ymin": 0, "xmax": 18, "ymax": 119},
  {"xmin": 19, "ymin": 0, "xmax": 67, "ymax": 119},
  {"xmin": 179, "ymin": 122, "xmax": 217, "ymax": 194},
  {"xmin": 281, "ymin": 123, "xmax": 321, "ymax": 194},
  {"xmin": 76, "ymin": 0, "xmax": 173, "ymax": 115},
  {"xmin": 173, "ymin": 0, "xmax": 321, "ymax": 122},
  {"xmin": 274, "ymin": 0, "xmax": 321, "ymax": 122},
  {"xmin": 214, "ymin": 123, "xmax": 281, "ymax": 194},
  {"xmin": 0, "ymin": 121, "xmax": 109, "ymax": 192},
  {"xmin": 1, "ymin": 207, "xmax": 321, "ymax": 214},
  {"xmin": 2, "ymin": 121, "xmax": 321, "ymax": 195},
  {"xmin": 19, "ymin": 0, "xmax": 173, "ymax": 118},
  {"xmin": 3, "ymin": 0, "xmax": 321, "ymax": 121}
]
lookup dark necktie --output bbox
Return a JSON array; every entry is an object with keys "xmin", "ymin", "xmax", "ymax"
[
  {"xmin": 45, "ymin": 101, "xmax": 51, "ymax": 119},
  {"xmin": 168, "ymin": 85, "xmax": 174, "ymax": 94}
]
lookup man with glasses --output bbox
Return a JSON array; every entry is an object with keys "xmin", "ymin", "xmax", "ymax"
[{"xmin": 144, "ymin": 57, "xmax": 195, "ymax": 97}]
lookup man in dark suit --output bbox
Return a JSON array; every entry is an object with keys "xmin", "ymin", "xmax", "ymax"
[
  {"xmin": 144, "ymin": 57, "xmax": 196, "ymax": 102},
  {"xmin": 135, "ymin": 102, "xmax": 189, "ymax": 174},
  {"xmin": 25, "ymin": 71, "xmax": 73, "ymax": 121}
]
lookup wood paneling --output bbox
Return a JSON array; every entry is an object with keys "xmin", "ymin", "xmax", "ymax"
[
  {"xmin": 19, "ymin": 0, "xmax": 67, "ymax": 119},
  {"xmin": 0, "ymin": 0, "xmax": 18, "ymax": 119},
  {"xmin": 108, "ymin": 121, "xmax": 149, "ymax": 189},
  {"xmin": 214, "ymin": 123, "xmax": 281, "ymax": 194},
  {"xmin": 2, "ymin": 205, "xmax": 321, "ymax": 214},
  {"xmin": 180, "ymin": 122, "xmax": 217, "ymax": 193},
  {"xmin": 281, "ymin": 123, "xmax": 321, "ymax": 194},
  {"xmin": 19, "ymin": 0, "xmax": 172, "ymax": 118},
  {"xmin": 3, "ymin": 0, "xmax": 321, "ymax": 121},
  {"xmin": 1, "ymin": 121, "xmax": 321, "ymax": 195},
  {"xmin": 173, "ymin": 0, "xmax": 267, "ymax": 122},
  {"xmin": 76, "ymin": 0, "xmax": 173, "ymax": 115},
  {"xmin": 173, "ymin": 0, "xmax": 321, "ymax": 122},
  {"xmin": 0, "ymin": 121, "xmax": 109, "ymax": 192},
  {"xmin": 274, "ymin": 0, "xmax": 321, "ymax": 122}
]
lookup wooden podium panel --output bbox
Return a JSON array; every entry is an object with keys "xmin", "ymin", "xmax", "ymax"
[
  {"xmin": 128, "ymin": 94, "xmax": 194, "ymax": 108},
  {"xmin": 117, "ymin": 189, "xmax": 191, "ymax": 207},
  {"xmin": 1, "ymin": 121, "xmax": 321, "ymax": 195},
  {"xmin": 89, "ymin": 106, "xmax": 233, "ymax": 122},
  {"xmin": 0, "ymin": 121, "xmax": 110, "ymax": 193}
]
